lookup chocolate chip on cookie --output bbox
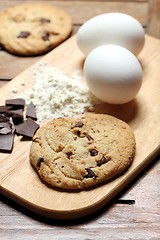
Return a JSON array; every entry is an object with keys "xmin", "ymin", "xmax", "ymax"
[
  {"xmin": 90, "ymin": 149, "xmax": 98, "ymax": 156},
  {"xmin": 66, "ymin": 151, "xmax": 73, "ymax": 159},
  {"xmin": 73, "ymin": 122, "xmax": 84, "ymax": 128},
  {"xmin": 97, "ymin": 156, "xmax": 111, "ymax": 166},
  {"xmin": 40, "ymin": 17, "xmax": 51, "ymax": 23},
  {"xmin": 17, "ymin": 31, "xmax": 31, "ymax": 38},
  {"xmin": 85, "ymin": 168, "xmax": 97, "ymax": 178},
  {"xmin": 85, "ymin": 134, "xmax": 94, "ymax": 141},
  {"xmin": 42, "ymin": 31, "xmax": 50, "ymax": 41},
  {"xmin": 36, "ymin": 157, "xmax": 44, "ymax": 168}
]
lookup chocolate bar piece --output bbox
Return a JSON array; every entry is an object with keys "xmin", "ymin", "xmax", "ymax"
[
  {"xmin": 5, "ymin": 98, "xmax": 25, "ymax": 109},
  {"xmin": 0, "ymin": 120, "xmax": 12, "ymax": 134},
  {"xmin": 0, "ymin": 133, "xmax": 14, "ymax": 152},
  {"xmin": 0, "ymin": 101, "xmax": 24, "ymax": 124},
  {"xmin": 0, "ymin": 114, "xmax": 15, "ymax": 134},
  {"xmin": 6, "ymin": 109, "xmax": 24, "ymax": 124},
  {"xmin": 0, "ymin": 113, "xmax": 9, "ymax": 122},
  {"xmin": 26, "ymin": 102, "xmax": 37, "ymax": 120},
  {"xmin": 16, "ymin": 118, "xmax": 39, "ymax": 138},
  {"xmin": 0, "ymin": 127, "xmax": 12, "ymax": 134},
  {"xmin": 0, "ymin": 99, "xmax": 39, "ymax": 152},
  {"xmin": 0, "ymin": 121, "xmax": 11, "ymax": 129},
  {"xmin": 0, "ymin": 105, "xmax": 12, "ymax": 113}
]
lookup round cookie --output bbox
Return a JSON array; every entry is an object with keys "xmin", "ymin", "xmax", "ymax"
[
  {"xmin": 30, "ymin": 113, "xmax": 136, "ymax": 190},
  {"xmin": 0, "ymin": 3, "xmax": 72, "ymax": 56}
]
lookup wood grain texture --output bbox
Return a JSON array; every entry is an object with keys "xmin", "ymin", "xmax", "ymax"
[
  {"xmin": 0, "ymin": 0, "xmax": 148, "ymax": 25},
  {"xmin": 0, "ymin": 34, "xmax": 160, "ymax": 220},
  {"xmin": 147, "ymin": 0, "xmax": 160, "ymax": 38}
]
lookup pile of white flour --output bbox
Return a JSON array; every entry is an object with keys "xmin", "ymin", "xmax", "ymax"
[{"xmin": 22, "ymin": 64, "xmax": 100, "ymax": 122}]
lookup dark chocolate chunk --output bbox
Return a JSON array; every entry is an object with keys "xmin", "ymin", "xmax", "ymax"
[
  {"xmin": 76, "ymin": 130, "xmax": 81, "ymax": 137},
  {"xmin": 5, "ymin": 109, "xmax": 24, "ymax": 124},
  {"xmin": 36, "ymin": 157, "xmax": 44, "ymax": 168},
  {"xmin": 26, "ymin": 102, "xmax": 37, "ymax": 120},
  {"xmin": 15, "ymin": 118, "xmax": 39, "ymax": 138},
  {"xmin": 5, "ymin": 98, "xmax": 25, "ymax": 109},
  {"xmin": 42, "ymin": 31, "xmax": 50, "ymax": 41},
  {"xmin": 0, "ymin": 133, "xmax": 14, "ymax": 152},
  {"xmin": 0, "ymin": 115, "xmax": 15, "ymax": 133},
  {"xmin": 90, "ymin": 149, "xmax": 98, "ymax": 156},
  {"xmin": 66, "ymin": 151, "xmax": 72, "ymax": 159},
  {"xmin": 40, "ymin": 17, "xmax": 51, "ymax": 23},
  {"xmin": 0, "ymin": 128, "xmax": 11, "ymax": 134},
  {"xmin": 85, "ymin": 168, "xmax": 96, "ymax": 178},
  {"xmin": 86, "ymin": 134, "xmax": 94, "ymax": 141},
  {"xmin": 0, "ymin": 105, "xmax": 12, "ymax": 113},
  {"xmin": 17, "ymin": 31, "xmax": 31, "ymax": 38},
  {"xmin": 0, "ymin": 113, "xmax": 9, "ymax": 122},
  {"xmin": 97, "ymin": 156, "xmax": 111, "ymax": 166},
  {"xmin": 0, "ymin": 121, "xmax": 11, "ymax": 129},
  {"xmin": 0, "ymin": 120, "xmax": 12, "ymax": 134},
  {"xmin": 15, "ymin": 122, "xmax": 24, "ymax": 133},
  {"xmin": 74, "ymin": 122, "xmax": 84, "ymax": 128}
]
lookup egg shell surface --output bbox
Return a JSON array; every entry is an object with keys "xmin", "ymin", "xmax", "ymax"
[
  {"xmin": 84, "ymin": 44, "xmax": 143, "ymax": 104},
  {"xmin": 77, "ymin": 13, "xmax": 145, "ymax": 56}
]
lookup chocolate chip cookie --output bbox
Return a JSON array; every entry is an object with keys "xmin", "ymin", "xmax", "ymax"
[
  {"xmin": 0, "ymin": 3, "xmax": 72, "ymax": 56},
  {"xmin": 30, "ymin": 113, "xmax": 136, "ymax": 189}
]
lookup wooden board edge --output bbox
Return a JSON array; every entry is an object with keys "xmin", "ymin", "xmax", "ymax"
[{"xmin": 1, "ymin": 146, "xmax": 159, "ymax": 220}]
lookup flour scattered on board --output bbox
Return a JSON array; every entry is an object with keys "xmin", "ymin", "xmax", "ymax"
[{"xmin": 21, "ymin": 64, "xmax": 100, "ymax": 122}]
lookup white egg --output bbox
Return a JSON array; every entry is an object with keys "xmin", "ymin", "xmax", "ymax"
[
  {"xmin": 84, "ymin": 45, "xmax": 143, "ymax": 104},
  {"xmin": 77, "ymin": 13, "xmax": 145, "ymax": 56}
]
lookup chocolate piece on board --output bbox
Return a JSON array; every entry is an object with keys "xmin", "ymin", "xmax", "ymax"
[
  {"xmin": 0, "ymin": 133, "xmax": 14, "ymax": 152},
  {"xmin": 0, "ymin": 121, "xmax": 12, "ymax": 134},
  {"xmin": 0, "ymin": 121, "xmax": 11, "ymax": 129},
  {"xmin": 0, "ymin": 105, "xmax": 12, "ymax": 113},
  {"xmin": 0, "ymin": 113, "xmax": 9, "ymax": 122},
  {"xmin": 16, "ymin": 118, "xmax": 39, "ymax": 138},
  {"xmin": 5, "ymin": 98, "xmax": 25, "ymax": 109},
  {"xmin": 26, "ymin": 102, "xmax": 37, "ymax": 120},
  {"xmin": 6, "ymin": 109, "xmax": 24, "ymax": 124}
]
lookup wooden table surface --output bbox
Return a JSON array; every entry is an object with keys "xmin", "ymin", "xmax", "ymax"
[{"xmin": 0, "ymin": 0, "xmax": 160, "ymax": 239}]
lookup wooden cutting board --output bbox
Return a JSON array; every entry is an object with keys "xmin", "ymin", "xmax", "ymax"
[{"xmin": 0, "ymin": 35, "xmax": 160, "ymax": 219}]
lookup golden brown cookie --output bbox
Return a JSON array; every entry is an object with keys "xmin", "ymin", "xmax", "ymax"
[
  {"xmin": 30, "ymin": 113, "xmax": 136, "ymax": 190},
  {"xmin": 0, "ymin": 3, "xmax": 72, "ymax": 56}
]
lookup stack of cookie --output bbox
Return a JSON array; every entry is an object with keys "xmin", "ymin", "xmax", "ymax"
[{"xmin": 0, "ymin": 3, "xmax": 72, "ymax": 56}]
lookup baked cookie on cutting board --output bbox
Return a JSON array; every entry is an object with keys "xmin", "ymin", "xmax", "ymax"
[{"xmin": 30, "ymin": 113, "xmax": 136, "ymax": 190}]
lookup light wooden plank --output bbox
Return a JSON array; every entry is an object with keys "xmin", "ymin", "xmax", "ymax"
[
  {"xmin": 146, "ymin": 0, "xmax": 160, "ymax": 38},
  {"xmin": 1, "ymin": 0, "xmax": 148, "ymax": 3},
  {"xmin": 0, "ymin": 1, "xmax": 148, "ymax": 25}
]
